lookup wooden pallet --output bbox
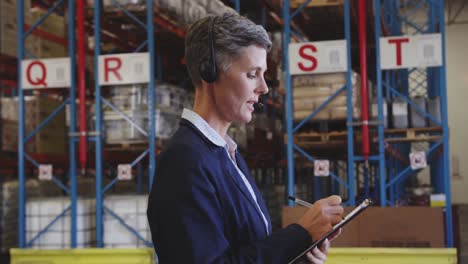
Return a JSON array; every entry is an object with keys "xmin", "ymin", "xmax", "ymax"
[
  {"xmin": 290, "ymin": 0, "xmax": 343, "ymax": 8},
  {"xmin": 105, "ymin": 139, "xmax": 168, "ymax": 151},
  {"xmin": 383, "ymin": 126, "xmax": 443, "ymax": 143},
  {"xmin": 286, "ymin": 130, "xmax": 348, "ymax": 148}
]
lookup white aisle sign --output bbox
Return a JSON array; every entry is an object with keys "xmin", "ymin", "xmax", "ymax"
[
  {"xmin": 289, "ymin": 40, "xmax": 348, "ymax": 75},
  {"xmin": 98, "ymin": 52, "xmax": 150, "ymax": 86},
  {"xmin": 410, "ymin": 151, "xmax": 427, "ymax": 170},
  {"xmin": 22, "ymin": 58, "xmax": 71, "ymax": 89},
  {"xmin": 380, "ymin": 33, "xmax": 442, "ymax": 69},
  {"xmin": 314, "ymin": 160, "xmax": 330, "ymax": 177}
]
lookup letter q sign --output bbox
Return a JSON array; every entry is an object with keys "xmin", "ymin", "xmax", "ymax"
[{"xmin": 21, "ymin": 58, "xmax": 71, "ymax": 89}]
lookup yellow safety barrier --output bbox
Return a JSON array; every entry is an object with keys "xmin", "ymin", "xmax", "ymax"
[
  {"xmin": 327, "ymin": 248, "xmax": 457, "ymax": 264},
  {"xmin": 10, "ymin": 247, "xmax": 457, "ymax": 264},
  {"xmin": 10, "ymin": 248, "xmax": 156, "ymax": 264}
]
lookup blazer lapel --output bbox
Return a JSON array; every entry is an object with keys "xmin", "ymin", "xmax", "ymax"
[
  {"xmin": 223, "ymin": 152, "xmax": 268, "ymax": 230},
  {"xmin": 234, "ymin": 152, "xmax": 272, "ymax": 233}
]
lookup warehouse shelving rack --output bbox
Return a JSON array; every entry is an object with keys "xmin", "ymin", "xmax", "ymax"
[
  {"xmin": 16, "ymin": 0, "xmax": 79, "ymax": 248},
  {"xmin": 373, "ymin": 0, "xmax": 453, "ymax": 247},
  {"xmin": 14, "ymin": 0, "xmax": 160, "ymax": 249},
  {"xmin": 281, "ymin": 0, "xmax": 454, "ymax": 247},
  {"xmin": 92, "ymin": 0, "xmax": 157, "ymax": 248},
  {"xmin": 282, "ymin": 0, "xmax": 357, "ymax": 206},
  {"xmin": 15, "ymin": 0, "xmax": 246, "ymax": 250}
]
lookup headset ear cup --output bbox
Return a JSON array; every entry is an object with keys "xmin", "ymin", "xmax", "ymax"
[
  {"xmin": 199, "ymin": 59, "xmax": 217, "ymax": 83},
  {"xmin": 199, "ymin": 16, "xmax": 218, "ymax": 84}
]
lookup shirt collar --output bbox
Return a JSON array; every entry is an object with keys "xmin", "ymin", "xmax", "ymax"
[{"xmin": 182, "ymin": 109, "xmax": 237, "ymax": 153}]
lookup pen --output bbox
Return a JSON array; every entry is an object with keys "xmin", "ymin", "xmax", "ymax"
[{"xmin": 288, "ymin": 196, "xmax": 313, "ymax": 208}]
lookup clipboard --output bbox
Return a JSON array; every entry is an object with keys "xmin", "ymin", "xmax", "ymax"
[{"xmin": 288, "ymin": 198, "xmax": 373, "ymax": 264}]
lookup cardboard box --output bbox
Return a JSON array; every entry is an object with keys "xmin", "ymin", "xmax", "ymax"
[
  {"xmin": 282, "ymin": 206, "xmax": 445, "ymax": 248},
  {"xmin": 1, "ymin": 96, "xmax": 67, "ymax": 154}
]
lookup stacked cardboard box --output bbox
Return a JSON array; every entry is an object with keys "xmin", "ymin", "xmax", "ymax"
[
  {"xmin": 282, "ymin": 206, "xmax": 445, "ymax": 247},
  {"xmin": 1, "ymin": 96, "xmax": 67, "ymax": 154},
  {"xmin": 0, "ymin": 0, "xmax": 32, "ymax": 57},
  {"xmin": 292, "ymin": 72, "xmax": 361, "ymax": 121},
  {"xmin": 28, "ymin": 7, "xmax": 67, "ymax": 58}
]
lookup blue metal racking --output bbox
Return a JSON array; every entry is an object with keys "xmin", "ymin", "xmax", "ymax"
[
  {"xmin": 282, "ymin": 0, "xmax": 356, "ymax": 206},
  {"xmin": 16, "ymin": 0, "xmax": 78, "ymax": 248},
  {"xmin": 92, "ymin": 0, "xmax": 155, "ymax": 248},
  {"xmin": 15, "ymin": 0, "xmax": 158, "ymax": 249},
  {"xmin": 282, "ymin": 0, "xmax": 453, "ymax": 247},
  {"xmin": 373, "ymin": 0, "xmax": 453, "ymax": 247}
]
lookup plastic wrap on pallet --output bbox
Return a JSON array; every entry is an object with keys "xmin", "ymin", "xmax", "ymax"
[
  {"xmin": 99, "ymin": 108, "xmax": 180, "ymax": 143},
  {"xmin": 26, "ymin": 198, "xmax": 96, "ymax": 249},
  {"xmin": 103, "ymin": 195, "xmax": 150, "ymax": 248},
  {"xmin": 392, "ymin": 99, "xmax": 409, "ymax": 129},
  {"xmin": 427, "ymin": 97, "xmax": 441, "ymax": 126},
  {"xmin": 109, "ymin": 84, "xmax": 148, "ymax": 111},
  {"xmin": 1, "ymin": 180, "xmax": 41, "ymax": 252},
  {"xmin": 97, "ymin": 82, "xmax": 194, "ymax": 143},
  {"xmin": 106, "ymin": 83, "xmax": 194, "ymax": 112},
  {"xmin": 101, "ymin": 110, "xmax": 147, "ymax": 143},
  {"xmin": 410, "ymin": 97, "xmax": 427, "ymax": 128},
  {"xmin": 371, "ymin": 99, "xmax": 388, "ymax": 128},
  {"xmin": 153, "ymin": 108, "xmax": 180, "ymax": 139},
  {"xmin": 102, "ymin": 0, "xmax": 145, "ymax": 7}
]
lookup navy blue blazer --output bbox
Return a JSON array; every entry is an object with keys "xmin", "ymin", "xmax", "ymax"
[{"xmin": 147, "ymin": 119, "xmax": 311, "ymax": 263}]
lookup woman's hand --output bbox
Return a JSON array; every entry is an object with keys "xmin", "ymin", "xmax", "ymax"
[
  {"xmin": 305, "ymin": 228, "xmax": 342, "ymax": 263},
  {"xmin": 305, "ymin": 239, "xmax": 329, "ymax": 264}
]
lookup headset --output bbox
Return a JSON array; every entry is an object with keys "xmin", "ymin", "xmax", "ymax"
[{"xmin": 199, "ymin": 16, "xmax": 218, "ymax": 83}]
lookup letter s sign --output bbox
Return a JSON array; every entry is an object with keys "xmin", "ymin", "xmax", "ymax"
[
  {"xmin": 289, "ymin": 40, "xmax": 348, "ymax": 75},
  {"xmin": 298, "ymin": 44, "xmax": 318, "ymax": 72}
]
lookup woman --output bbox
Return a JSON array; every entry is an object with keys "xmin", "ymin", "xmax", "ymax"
[{"xmin": 147, "ymin": 12, "xmax": 344, "ymax": 263}]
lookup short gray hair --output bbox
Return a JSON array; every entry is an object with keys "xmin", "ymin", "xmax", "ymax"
[{"xmin": 185, "ymin": 13, "xmax": 272, "ymax": 87}]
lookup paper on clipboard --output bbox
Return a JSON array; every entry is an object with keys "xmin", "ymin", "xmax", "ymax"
[{"xmin": 288, "ymin": 198, "xmax": 374, "ymax": 264}]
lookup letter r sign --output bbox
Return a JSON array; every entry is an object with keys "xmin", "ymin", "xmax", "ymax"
[{"xmin": 98, "ymin": 53, "xmax": 150, "ymax": 86}]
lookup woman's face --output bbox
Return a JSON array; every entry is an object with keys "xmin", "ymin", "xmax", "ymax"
[{"xmin": 212, "ymin": 45, "xmax": 269, "ymax": 124}]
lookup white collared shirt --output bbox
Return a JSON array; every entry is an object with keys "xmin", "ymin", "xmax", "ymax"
[{"xmin": 181, "ymin": 108, "xmax": 269, "ymax": 235}]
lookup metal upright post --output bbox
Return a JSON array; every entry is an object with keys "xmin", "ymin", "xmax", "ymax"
[
  {"xmin": 283, "ymin": 0, "xmax": 295, "ymax": 206},
  {"xmin": 68, "ymin": 0, "xmax": 78, "ymax": 248},
  {"xmin": 344, "ymin": 0, "xmax": 355, "ymax": 205},
  {"xmin": 438, "ymin": 0, "xmax": 453, "ymax": 247},
  {"xmin": 374, "ymin": 0, "xmax": 387, "ymax": 207},
  {"xmin": 17, "ymin": 0, "xmax": 26, "ymax": 248},
  {"xmin": 147, "ymin": 0, "xmax": 156, "ymax": 190},
  {"xmin": 93, "ymin": 0, "xmax": 104, "ymax": 247}
]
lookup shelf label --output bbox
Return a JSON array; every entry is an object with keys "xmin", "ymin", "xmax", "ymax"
[
  {"xmin": 410, "ymin": 151, "xmax": 427, "ymax": 170},
  {"xmin": 22, "ymin": 58, "xmax": 71, "ymax": 89},
  {"xmin": 38, "ymin": 164, "xmax": 53, "ymax": 181},
  {"xmin": 99, "ymin": 53, "xmax": 150, "ymax": 86},
  {"xmin": 314, "ymin": 160, "xmax": 330, "ymax": 177},
  {"xmin": 118, "ymin": 164, "xmax": 132, "ymax": 180},
  {"xmin": 380, "ymin": 34, "xmax": 442, "ymax": 69},
  {"xmin": 289, "ymin": 40, "xmax": 348, "ymax": 75}
]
